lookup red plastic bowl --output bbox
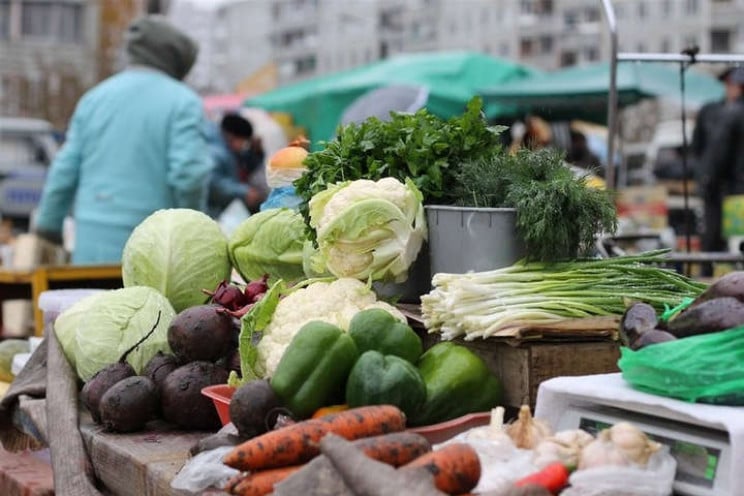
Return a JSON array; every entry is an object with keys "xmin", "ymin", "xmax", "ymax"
[
  {"xmin": 201, "ymin": 384, "xmax": 236, "ymax": 426},
  {"xmin": 408, "ymin": 412, "xmax": 492, "ymax": 444},
  {"xmin": 201, "ymin": 383, "xmax": 492, "ymax": 444}
]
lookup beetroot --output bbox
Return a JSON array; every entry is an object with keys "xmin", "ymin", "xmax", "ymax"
[
  {"xmin": 99, "ymin": 376, "xmax": 159, "ymax": 433},
  {"xmin": 167, "ymin": 304, "xmax": 235, "ymax": 363},
  {"xmin": 160, "ymin": 361, "xmax": 229, "ymax": 430},
  {"xmin": 81, "ymin": 361, "xmax": 136, "ymax": 422}
]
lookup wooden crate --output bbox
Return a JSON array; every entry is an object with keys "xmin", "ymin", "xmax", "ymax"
[{"xmin": 419, "ymin": 332, "xmax": 620, "ymax": 411}]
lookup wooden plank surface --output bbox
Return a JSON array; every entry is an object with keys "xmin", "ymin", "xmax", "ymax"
[{"xmin": 79, "ymin": 416, "xmax": 217, "ymax": 496}]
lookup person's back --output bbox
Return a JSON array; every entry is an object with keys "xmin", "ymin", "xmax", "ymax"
[{"xmin": 35, "ymin": 16, "xmax": 212, "ymax": 264}]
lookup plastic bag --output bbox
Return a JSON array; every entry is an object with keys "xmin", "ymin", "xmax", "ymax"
[
  {"xmin": 619, "ymin": 325, "xmax": 744, "ymax": 405},
  {"xmin": 260, "ymin": 185, "xmax": 302, "ymax": 211},
  {"xmin": 438, "ymin": 434, "xmax": 538, "ymax": 494},
  {"xmin": 561, "ymin": 446, "xmax": 676, "ymax": 496},
  {"xmin": 218, "ymin": 198, "xmax": 251, "ymax": 237},
  {"xmin": 170, "ymin": 446, "xmax": 239, "ymax": 494}
]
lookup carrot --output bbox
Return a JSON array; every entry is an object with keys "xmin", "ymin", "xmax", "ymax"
[
  {"xmin": 311, "ymin": 404, "xmax": 349, "ymax": 419},
  {"xmin": 352, "ymin": 431, "xmax": 431, "ymax": 467},
  {"xmin": 228, "ymin": 465, "xmax": 302, "ymax": 496},
  {"xmin": 513, "ymin": 462, "xmax": 570, "ymax": 494},
  {"xmin": 223, "ymin": 405, "xmax": 406, "ymax": 471},
  {"xmin": 401, "ymin": 442, "xmax": 481, "ymax": 495}
]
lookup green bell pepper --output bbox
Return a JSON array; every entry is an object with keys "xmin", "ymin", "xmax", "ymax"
[
  {"xmin": 348, "ymin": 308, "xmax": 423, "ymax": 363},
  {"xmin": 270, "ymin": 321, "xmax": 359, "ymax": 418},
  {"xmin": 345, "ymin": 350, "xmax": 427, "ymax": 418},
  {"xmin": 410, "ymin": 342, "xmax": 502, "ymax": 426}
]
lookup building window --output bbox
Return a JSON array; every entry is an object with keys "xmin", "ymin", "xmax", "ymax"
[
  {"xmin": 684, "ymin": 0, "xmax": 699, "ymax": 14},
  {"xmin": 295, "ymin": 55, "xmax": 316, "ymax": 75},
  {"xmin": 638, "ymin": 1, "xmax": 647, "ymax": 18},
  {"xmin": 21, "ymin": 1, "xmax": 84, "ymax": 43},
  {"xmin": 637, "ymin": 42, "xmax": 647, "ymax": 52},
  {"xmin": 560, "ymin": 51, "xmax": 577, "ymax": 67},
  {"xmin": 661, "ymin": 38, "xmax": 671, "ymax": 52},
  {"xmin": 585, "ymin": 7, "xmax": 600, "ymax": 22},
  {"xmin": 662, "ymin": 0, "xmax": 672, "ymax": 15},
  {"xmin": 564, "ymin": 10, "xmax": 579, "ymax": 29},
  {"xmin": 520, "ymin": 38, "xmax": 534, "ymax": 57},
  {"xmin": 539, "ymin": 35, "xmax": 553, "ymax": 54},
  {"xmin": 711, "ymin": 30, "xmax": 731, "ymax": 52},
  {"xmin": 0, "ymin": 0, "xmax": 9, "ymax": 39},
  {"xmin": 584, "ymin": 46, "xmax": 599, "ymax": 61}
]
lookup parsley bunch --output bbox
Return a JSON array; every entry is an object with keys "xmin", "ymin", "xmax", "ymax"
[{"xmin": 294, "ymin": 97, "xmax": 505, "ymax": 241}]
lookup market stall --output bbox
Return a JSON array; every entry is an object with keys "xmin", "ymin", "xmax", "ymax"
[{"xmin": 1, "ymin": 97, "xmax": 742, "ymax": 496}]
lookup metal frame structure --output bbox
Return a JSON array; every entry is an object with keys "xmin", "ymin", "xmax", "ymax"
[
  {"xmin": 600, "ymin": 0, "xmax": 744, "ymax": 190},
  {"xmin": 600, "ymin": 0, "xmax": 744, "ymax": 255}
]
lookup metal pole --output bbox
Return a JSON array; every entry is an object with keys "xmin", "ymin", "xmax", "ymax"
[
  {"xmin": 600, "ymin": 0, "xmax": 618, "ymax": 189},
  {"xmin": 618, "ymin": 53, "xmax": 744, "ymax": 64}
]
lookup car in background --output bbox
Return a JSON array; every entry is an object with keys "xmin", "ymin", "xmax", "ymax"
[{"xmin": 0, "ymin": 117, "xmax": 59, "ymax": 228}]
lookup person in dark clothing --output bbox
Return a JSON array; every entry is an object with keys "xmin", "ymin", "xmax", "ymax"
[
  {"xmin": 206, "ymin": 112, "xmax": 269, "ymax": 218},
  {"xmin": 566, "ymin": 130, "xmax": 601, "ymax": 170},
  {"xmin": 691, "ymin": 66, "xmax": 744, "ymax": 275}
]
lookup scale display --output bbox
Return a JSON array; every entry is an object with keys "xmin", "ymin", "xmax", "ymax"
[{"xmin": 579, "ymin": 418, "xmax": 721, "ymax": 488}]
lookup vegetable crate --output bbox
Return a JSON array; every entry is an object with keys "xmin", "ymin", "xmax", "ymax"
[{"xmin": 418, "ymin": 331, "xmax": 620, "ymax": 412}]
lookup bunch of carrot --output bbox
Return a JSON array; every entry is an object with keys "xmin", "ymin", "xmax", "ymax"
[{"xmin": 222, "ymin": 404, "xmax": 482, "ymax": 496}]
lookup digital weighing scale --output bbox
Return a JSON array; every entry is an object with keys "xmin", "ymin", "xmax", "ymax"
[{"xmin": 534, "ymin": 373, "xmax": 744, "ymax": 496}]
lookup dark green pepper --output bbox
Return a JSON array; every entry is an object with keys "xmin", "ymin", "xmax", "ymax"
[
  {"xmin": 348, "ymin": 308, "xmax": 423, "ymax": 363},
  {"xmin": 270, "ymin": 321, "xmax": 358, "ymax": 418},
  {"xmin": 410, "ymin": 342, "xmax": 502, "ymax": 426},
  {"xmin": 345, "ymin": 350, "xmax": 426, "ymax": 418}
]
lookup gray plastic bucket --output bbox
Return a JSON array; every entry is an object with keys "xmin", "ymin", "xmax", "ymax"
[{"xmin": 425, "ymin": 205, "xmax": 526, "ymax": 275}]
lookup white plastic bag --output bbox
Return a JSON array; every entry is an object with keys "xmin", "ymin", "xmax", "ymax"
[
  {"xmin": 170, "ymin": 446, "xmax": 239, "ymax": 494},
  {"xmin": 561, "ymin": 446, "xmax": 677, "ymax": 496},
  {"xmin": 218, "ymin": 198, "xmax": 251, "ymax": 237},
  {"xmin": 438, "ymin": 434, "xmax": 539, "ymax": 494}
]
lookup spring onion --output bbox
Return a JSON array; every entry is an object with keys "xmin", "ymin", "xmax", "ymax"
[{"xmin": 421, "ymin": 250, "xmax": 707, "ymax": 340}]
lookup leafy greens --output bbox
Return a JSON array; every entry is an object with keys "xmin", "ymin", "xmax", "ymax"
[{"xmin": 294, "ymin": 97, "xmax": 506, "ymax": 241}]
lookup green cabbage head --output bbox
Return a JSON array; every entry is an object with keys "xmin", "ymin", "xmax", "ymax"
[
  {"xmin": 308, "ymin": 177, "xmax": 427, "ymax": 283},
  {"xmin": 122, "ymin": 208, "xmax": 231, "ymax": 312},
  {"xmin": 229, "ymin": 208, "xmax": 308, "ymax": 283},
  {"xmin": 54, "ymin": 286, "xmax": 176, "ymax": 382}
]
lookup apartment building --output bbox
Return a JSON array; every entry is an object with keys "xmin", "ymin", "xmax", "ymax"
[
  {"xmin": 269, "ymin": 0, "xmax": 744, "ymax": 82},
  {"xmin": 0, "ymin": 0, "xmax": 145, "ymax": 127}
]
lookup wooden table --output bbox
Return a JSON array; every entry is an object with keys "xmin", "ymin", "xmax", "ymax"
[
  {"xmin": 79, "ymin": 416, "xmax": 222, "ymax": 496},
  {"xmin": 0, "ymin": 264, "xmax": 122, "ymax": 336}
]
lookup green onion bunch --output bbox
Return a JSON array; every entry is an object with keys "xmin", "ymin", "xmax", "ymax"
[{"xmin": 421, "ymin": 250, "xmax": 707, "ymax": 341}]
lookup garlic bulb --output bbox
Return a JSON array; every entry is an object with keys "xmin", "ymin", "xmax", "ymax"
[
  {"xmin": 578, "ymin": 422, "xmax": 661, "ymax": 470},
  {"xmin": 464, "ymin": 406, "xmax": 514, "ymax": 446},
  {"xmin": 505, "ymin": 405, "xmax": 553, "ymax": 449},
  {"xmin": 606, "ymin": 422, "xmax": 661, "ymax": 466},
  {"xmin": 533, "ymin": 429, "xmax": 594, "ymax": 468}
]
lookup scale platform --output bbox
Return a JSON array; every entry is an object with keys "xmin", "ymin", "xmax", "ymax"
[{"xmin": 535, "ymin": 373, "xmax": 744, "ymax": 496}]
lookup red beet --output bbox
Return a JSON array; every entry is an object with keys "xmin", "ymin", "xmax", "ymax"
[{"xmin": 167, "ymin": 304, "xmax": 235, "ymax": 363}]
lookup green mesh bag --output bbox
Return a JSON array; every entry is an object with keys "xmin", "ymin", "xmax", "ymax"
[{"xmin": 618, "ymin": 326, "xmax": 744, "ymax": 405}]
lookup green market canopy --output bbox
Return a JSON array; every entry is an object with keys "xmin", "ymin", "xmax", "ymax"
[
  {"xmin": 480, "ymin": 61, "xmax": 724, "ymax": 123},
  {"xmin": 245, "ymin": 51, "xmax": 539, "ymax": 144}
]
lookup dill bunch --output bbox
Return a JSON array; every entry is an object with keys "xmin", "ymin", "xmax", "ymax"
[{"xmin": 454, "ymin": 147, "xmax": 617, "ymax": 262}]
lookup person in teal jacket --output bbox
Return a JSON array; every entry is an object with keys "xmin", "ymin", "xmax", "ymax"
[{"xmin": 34, "ymin": 16, "xmax": 212, "ymax": 264}]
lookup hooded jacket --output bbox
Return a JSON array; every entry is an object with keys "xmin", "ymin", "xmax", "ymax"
[{"xmin": 35, "ymin": 16, "xmax": 213, "ymax": 264}]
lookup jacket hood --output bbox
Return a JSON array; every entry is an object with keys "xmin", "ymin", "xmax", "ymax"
[{"xmin": 125, "ymin": 16, "xmax": 199, "ymax": 81}]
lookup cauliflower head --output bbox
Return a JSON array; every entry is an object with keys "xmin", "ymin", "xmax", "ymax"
[
  {"xmin": 308, "ymin": 177, "xmax": 427, "ymax": 283},
  {"xmin": 257, "ymin": 278, "xmax": 404, "ymax": 378}
]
